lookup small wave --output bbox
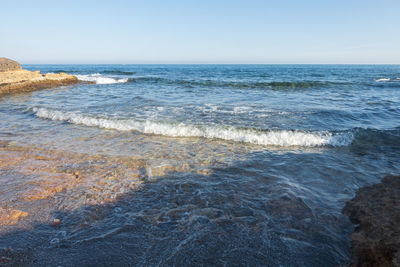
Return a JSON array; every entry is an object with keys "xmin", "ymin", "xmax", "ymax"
[
  {"xmin": 75, "ymin": 73, "xmax": 129, "ymax": 84},
  {"xmin": 50, "ymin": 70, "xmax": 80, "ymax": 73},
  {"xmin": 375, "ymin": 78, "xmax": 391, "ymax": 82},
  {"xmin": 375, "ymin": 78, "xmax": 400, "ymax": 82},
  {"xmin": 31, "ymin": 107, "xmax": 354, "ymax": 147},
  {"xmin": 349, "ymin": 127, "xmax": 400, "ymax": 154},
  {"xmin": 129, "ymin": 77, "xmax": 339, "ymax": 90},
  {"xmin": 46, "ymin": 70, "xmax": 135, "ymax": 75},
  {"xmin": 102, "ymin": 70, "xmax": 136, "ymax": 75}
]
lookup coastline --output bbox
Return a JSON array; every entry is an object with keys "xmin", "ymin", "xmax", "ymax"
[
  {"xmin": 0, "ymin": 62, "xmax": 399, "ymax": 266},
  {"xmin": 1, "ymin": 140, "xmax": 398, "ymax": 265},
  {"xmin": 343, "ymin": 175, "xmax": 400, "ymax": 266},
  {"xmin": 0, "ymin": 58, "xmax": 79, "ymax": 96}
]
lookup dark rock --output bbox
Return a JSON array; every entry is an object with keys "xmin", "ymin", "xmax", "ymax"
[
  {"xmin": 0, "ymin": 58, "xmax": 22, "ymax": 72},
  {"xmin": 343, "ymin": 175, "xmax": 400, "ymax": 266}
]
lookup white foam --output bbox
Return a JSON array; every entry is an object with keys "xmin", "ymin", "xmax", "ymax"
[
  {"xmin": 75, "ymin": 73, "xmax": 128, "ymax": 84},
  {"xmin": 375, "ymin": 78, "xmax": 391, "ymax": 82},
  {"xmin": 32, "ymin": 107, "xmax": 354, "ymax": 147},
  {"xmin": 233, "ymin": 106, "xmax": 251, "ymax": 113},
  {"xmin": 199, "ymin": 104, "xmax": 275, "ymax": 115}
]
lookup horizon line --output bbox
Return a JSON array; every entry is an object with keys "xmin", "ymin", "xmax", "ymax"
[{"xmin": 20, "ymin": 62, "xmax": 400, "ymax": 65}]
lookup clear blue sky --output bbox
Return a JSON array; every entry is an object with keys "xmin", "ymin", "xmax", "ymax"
[{"xmin": 1, "ymin": 0, "xmax": 399, "ymax": 64}]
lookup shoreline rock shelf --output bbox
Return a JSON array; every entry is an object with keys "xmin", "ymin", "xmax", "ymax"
[
  {"xmin": 0, "ymin": 57, "xmax": 79, "ymax": 95},
  {"xmin": 343, "ymin": 175, "xmax": 400, "ymax": 266}
]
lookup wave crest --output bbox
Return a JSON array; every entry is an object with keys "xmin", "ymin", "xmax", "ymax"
[
  {"xmin": 375, "ymin": 78, "xmax": 400, "ymax": 82},
  {"xmin": 129, "ymin": 77, "xmax": 338, "ymax": 90},
  {"xmin": 75, "ymin": 73, "xmax": 129, "ymax": 84},
  {"xmin": 102, "ymin": 70, "xmax": 136, "ymax": 75},
  {"xmin": 31, "ymin": 107, "xmax": 354, "ymax": 147}
]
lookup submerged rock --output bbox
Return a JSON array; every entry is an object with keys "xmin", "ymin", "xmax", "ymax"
[
  {"xmin": 343, "ymin": 175, "xmax": 400, "ymax": 266},
  {"xmin": 0, "ymin": 208, "xmax": 28, "ymax": 226}
]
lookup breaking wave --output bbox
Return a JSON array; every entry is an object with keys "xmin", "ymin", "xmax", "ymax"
[
  {"xmin": 75, "ymin": 73, "xmax": 129, "ymax": 84},
  {"xmin": 375, "ymin": 77, "xmax": 400, "ymax": 82},
  {"xmin": 68, "ymin": 73, "xmax": 349, "ymax": 89},
  {"xmin": 31, "ymin": 107, "xmax": 354, "ymax": 147}
]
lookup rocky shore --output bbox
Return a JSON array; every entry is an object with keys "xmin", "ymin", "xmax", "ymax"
[
  {"xmin": 0, "ymin": 58, "xmax": 79, "ymax": 95},
  {"xmin": 343, "ymin": 175, "xmax": 400, "ymax": 266}
]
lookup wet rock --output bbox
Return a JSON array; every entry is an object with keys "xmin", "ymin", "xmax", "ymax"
[
  {"xmin": 194, "ymin": 208, "xmax": 223, "ymax": 219},
  {"xmin": 0, "ymin": 256, "xmax": 11, "ymax": 263},
  {"xmin": 343, "ymin": 175, "xmax": 400, "ymax": 266},
  {"xmin": 23, "ymin": 184, "xmax": 65, "ymax": 201},
  {"xmin": 148, "ymin": 164, "xmax": 177, "ymax": 177},
  {"xmin": 0, "ymin": 247, "xmax": 33, "ymax": 266},
  {"xmin": 51, "ymin": 218, "xmax": 61, "ymax": 227},
  {"xmin": 231, "ymin": 207, "xmax": 254, "ymax": 217},
  {"xmin": 0, "ymin": 208, "xmax": 28, "ymax": 225}
]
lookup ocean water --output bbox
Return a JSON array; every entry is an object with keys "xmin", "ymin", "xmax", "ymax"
[{"xmin": 0, "ymin": 64, "xmax": 399, "ymax": 266}]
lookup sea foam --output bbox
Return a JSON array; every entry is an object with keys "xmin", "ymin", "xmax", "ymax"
[
  {"xmin": 75, "ymin": 73, "xmax": 129, "ymax": 84},
  {"xmin": 32, "ymin": 107, "xmax": 354, "ymax": 147},
  {"xmin": 375, "ymin": 78, "xmax": 400, "ymax": 82}
]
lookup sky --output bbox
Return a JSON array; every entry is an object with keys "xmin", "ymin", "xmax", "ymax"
[{"xmin": 1, "ymin": 0, "xmax": 400, "ymax": 64}]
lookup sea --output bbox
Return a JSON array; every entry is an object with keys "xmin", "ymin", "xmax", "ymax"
[{"xmin": 0, "ymin": 64, "xmax": 399, "ymax": 266}]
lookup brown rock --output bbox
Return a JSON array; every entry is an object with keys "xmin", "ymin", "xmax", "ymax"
[
  {"xmin": 343, "ymin": 175, "xmax": 400, "ymax": 267},
  {"xmin": 23, "ymin": 184, "xmax": 65, "ymax": 201},
  {"xmin": 0, "ymin": 208, "xmax": 28, "ymax": 225},
  {"xmin": 0, "ymin": 59, "xmax": 79, "ymax": 95},
  {"xmin": 0, "ymin": 57, "xmax": 22, "ymax": 72}
]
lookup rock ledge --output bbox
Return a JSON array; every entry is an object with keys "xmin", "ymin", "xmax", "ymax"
[
  {"xmin": 0, "ymin": 58, "xmax": 79, "ymax": 95},
  {"xmin": 343, "ymin": 175, "xmax": 400, "ymax": 266}
]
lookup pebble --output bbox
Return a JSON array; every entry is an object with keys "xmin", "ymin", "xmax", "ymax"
[{"xmin": 51, "ymin": 218, "xmax": 61, "ymax": 226}]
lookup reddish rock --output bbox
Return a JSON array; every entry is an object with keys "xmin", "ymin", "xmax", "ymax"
[{"xmin": 50, "ymin": 218, "xmax": 61, "ymax": 227}]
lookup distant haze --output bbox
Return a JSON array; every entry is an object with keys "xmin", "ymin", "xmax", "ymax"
[{"xmin": 1, "ymin": 0, "xmax": 400, "ymax": 64}]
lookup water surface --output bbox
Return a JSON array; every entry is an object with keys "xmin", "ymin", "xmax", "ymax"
[{"xmin": 0, "ymin": 64, "xmax": 399, "ymax": 266}]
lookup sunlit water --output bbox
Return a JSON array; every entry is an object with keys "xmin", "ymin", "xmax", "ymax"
[{"xmin": 0, "ymin": 65, "xmax": 399, "ymax": 266}]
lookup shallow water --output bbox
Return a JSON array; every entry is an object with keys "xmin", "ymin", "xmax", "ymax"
[{"xmin": 0, "ymin": 64, "xmax": 399, "ymax": 266}]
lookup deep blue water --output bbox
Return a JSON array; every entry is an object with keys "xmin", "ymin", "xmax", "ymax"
[{"xmin": 0, "ymin": 64, "xmax": 399, "ymax": 266}]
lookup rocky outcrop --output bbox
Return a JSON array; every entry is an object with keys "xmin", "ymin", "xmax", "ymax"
[
  {"xmin": 343, "ymin": 175, "xmax": 400, "ymax": 266},
  {"xmin": 0, "ymin": 58, "xmax": 22, "ymax": 72},
  {"xmin": 0, "ymin": 58, "xmax": 79, "ymax": 95}
]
